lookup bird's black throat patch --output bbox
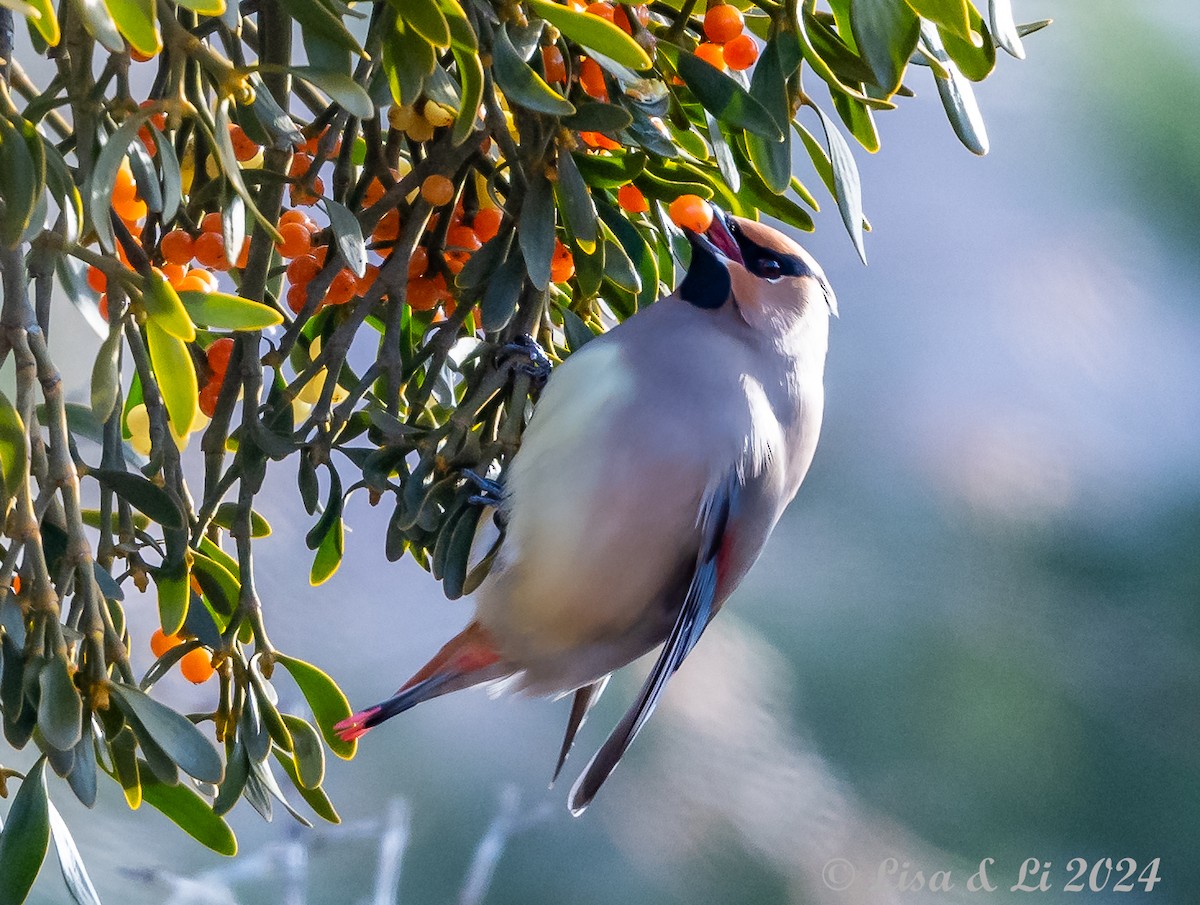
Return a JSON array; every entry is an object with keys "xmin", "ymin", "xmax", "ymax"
[{"xmin": 679, "ymin": 238, "xmax": 731, "ymax": 310}]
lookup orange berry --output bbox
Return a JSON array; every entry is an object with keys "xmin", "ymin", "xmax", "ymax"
[
  {"xmin": 444, "ymin": 250, "xmax": 470, "ymax": 274},
  {"xmin": 206, "ymin": 337, "xmax": 234, "ymax": 375},
  {"xmin": 289, "ymin": 154, "xmax": 314, "ymax": 179},
  {"xmin": 446, "ymin": 224, "xmax": 482, "ymax": 252},
  {"xmin": 235, "ymin": 238, "xmax": 250, "ymax": 269},
  {"xmin": 327, "ymin": 269, "xmax": 358, "ymax": 305},
  {"xmin": 160, "ymin": 229, "xmax": 194, "ymax": 265},
  {"xmin": 312, "ymin": 244, "xmax": 329, "ymax": 266},
  {"xmin": 550, "ymin": 240, "xmax": 575, "ymax": 283},
  {"xmin": 193, "ymin": 231, "xmax": 230, "ymax": 270},
  {"xmin": 695, "ymin": 41, "xmax": 726, "ymax": 70},
  {"xmin": 407, "ymin": 275, "xmax": 447, "ymax": 311},
  {"xmin": 199, "ymin": 212, "xmax": 224, "ymax": 235},
  {"xmin": 580, "ymin": 57, "xmax": 608, "ymax": 100},
  {"xmin": 287, "ymin": 283, "xmax": 310, "ymax": 314},
  {"xmin": 87, "ymin": 266, "xmax": 107, "ymax": 293},
  {"xmin": 179, "ymin": 268, "xmax": 218, "ymax": 293},
  {"xmin": 276, "ymin": 222, "xmax": 313, "ymax": 259},
  {"xmin": 617, "ymin": 183, "xmax": 649, "ymax": 214},
  {"xmin": 150, "ymin": 628, "xmax": 181, "ymax": 658},
  {"xmin": 372, "ymin": 209, "xmax": 401, "ymax": 243},
  {"xmin": 139, "ymin": 100, "xmax": 166, "ymax": 132},
  {"xmin": 471, "ymin": 208, "xmax": 502, "ymax": 243},
  {"xmin": 198, "ymin": 378, "xmax": 222, "ymax": 417},
  {"xmin": 180, "ymin": 647, "xmax": 215, "ymax": 683},
  {"xmin": 113, "ymin": 162, "xmax": 137, "ymax": 207},
  {"xmin": 119, "ymin": 197, "xmax": 148, "ymax": 223},
  {"xmin": 130, "ymin": 45, "xmax": 154, "ymax": 63},
  {"xmin": 723, "ymin": 33, "xmax": 759, "ymax": 70},
  {"xmin": 229, "ymin": 124, "xmax": 260, "ymax": 162},
  {"xmin": 542, "ymin": 45, "xmax": 566, "ymax": 84},
  {"xmin": 585, "ymin": 2, "xmax": 615, "ymax": 22},
  {"xmin": 161, "ymin": 261, "xmax": 187, "ymax": 286},
  {"xmin": 287, "ymin": 253, "xmax": 321, "ymax": 286},
  {"xmin": 356, "ymin": 263, "xmax": 381, "ymax": 294},
  {"xmin": 421, "ymin": 174, "xmax": 455, "ymax": 207},
  {"xmin": 615, "ymin": 4, "xmax": 649, "ymax": 33},
  {"xmin": 10, "ymin": 574, "xmax": 20, "ymax": 595},
  {"xmin": 703, "ymin": 4, "xmax": 744, "ymax": 43},
  {"xmin": 407, "ymin": 246, "xmax": 430, "ymax": 279},
  {"xmin": 668, "ymin": 193, "xmax": 714, "ymax": 232}
]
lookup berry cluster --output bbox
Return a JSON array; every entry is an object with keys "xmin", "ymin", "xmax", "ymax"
[{"xmin": 698, "ymin": 3, "xmax": 760, "ymax": 71}]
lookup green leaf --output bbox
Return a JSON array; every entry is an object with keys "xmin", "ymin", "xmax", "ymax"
[
  {"xmin": 275, "ymin": 655, "xmax": 356, "ymax": 760},
  {"xmin": 74, "ymin": 0, "xmax": 123, "ymax": 53},
  {"xmin": 153, "ymin": 561, "xmax": 189, "ymax": 636},
  {"xmin": 108, "ymin": 684, "xmax": 224, "ymax": 783},
  {"xmin": 37, "ymin": 658, "xmax": 82, "ymax": 751},
  {"xmin": 25, "ymin": 0, "xmax": 60, "ymax": 45},
  {"xmin": 988, "ymin": 0, "xmax": 1025, "ymax": 58},
  {"xmin": 563, "ymin": 102, "xmax": 633, "ymax": 133},
  {"xmin": 87, "ymin": 107, "xmax": 157, "ymax": 253},
  {"xmin": 745, "ymin": 34, "xmax": 793, "ymax": 194},
  {"xmin": 212, "ymin": 503, "xmax": 272, "ymax": 537},
  {"xmin": 90, "ymin": 327, "xmax": 122, "ymax": 424},
  {"xmin": 922, "ymin": 22, "xmax": 989, "ymax": 154},
  {"xmin": 322, "ymin": 199, "xmax": 367, "ymax": 278},
  {"xmin": 284, "ymin": 0, "xmax": 364, "ymax": 57},
  {"xmin": 211, "ymin": 101, "xmax": 282, "ymax": 242},
  {"xmin": 145, "ymin": 319, "xmax": 198, "ymax": 441},
  {"xmin": 904, "ymin": 0, "xmax": 971, "ymax": 40},
  {"xmin": 527, "ymin": 0, "xmax": 651, "ymax": 71},
  {"xmin": 139, "ymin": 767, "xmax": 237, "ymax": 856},
  {"xmin": 47, "ymin": 801, "xmax": 103, "ymax": 905},
  {"xmin": 272, "ymin": 749, "xmax": 340, "ymax": 823},
  {"xmin": 850, "ymin": 0, "xmax": 920, "ymax": 94},
  {"xmin": 103, "ymin": 0, "xmax": 159, "ymax": 60},
  {"xmin": 178, "ymin": 290, "xmax": 284, "ymax": 330},
  {"xmin": 173, "ymin": 0, "xmax": 224, "ymax": 15},
  {"xmin": 0, "ymin": 392, "xmax": 27, "ymax": 517},
  {"xmin": 449, "ymin": 43, "xmax": 483, "ymax": 144},
  {"xmin": 492, "ymin": 25, "xmax": 574, "ymax": 116},
  {"xmin": 833, "ymin": 92, "xmax": 880, "ymax": 153},
  {"xmin": 519, "ymin": 170, "xmax": 556, "ymax": 290},
  {"xmin": 810, "ymin": 104, "xmax": 867, "ymax": 263},
  {"xmin": 89, "ymin": 468, "xmax": 185, "ymax": 529},
  {"xmin": 0, "ymin": 115, "xmax": 41, "ymax": 249},
  {"xmin": 309, "ymin": 516, "xmax": 344, "ymax": 586},
  {"xmin": 555, "ymin": 145, "xmax": 597, "ymax": 253},
  {"xmin": 397, "ymin": 0, "xmax": 450, "ymax": 46},
  {"xmin": 382, "ymin": 18, "xmax": 435, "ymax": 106},
  {"xmin": 795, "ymin": 14, "xmax": 891, "ymax": 107},
  {"xmin": 0, "ymin": 758, "xmax": 50, "ymax": 905},
  {"xmin": 480, "ymin": 248, "xmax": 526, "ymax": 333},
  {"xmin": 673, "ymin": 47, "xmax": 784, "ymax": 141},
  {"xmin": 110, "ymin": 728, "xmax": 141, "ymax": 809},
  {"xmin": 143, "ymin": 271, "xmax": 197, "ymax": 342},
  {"xmin": 281, "ymin": 714, "xmax": 325, "ymax": 789},
  {"xmin": 937, "ymin": 3, "xmax": 995, "ymax": 81},
  {"xmin": 291, "ymin": 67, "xmax": 375, "ymax": 119}
]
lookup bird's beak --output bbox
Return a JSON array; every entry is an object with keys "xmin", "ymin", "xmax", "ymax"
[{"xmin": 685, "ymin": 206, "xmax": 744, "ymax": 267}]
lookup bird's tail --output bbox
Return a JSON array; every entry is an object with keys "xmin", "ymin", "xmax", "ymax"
[{"xmin": 334, "ymin": 621, "xmax": 506, "ymax": 742}]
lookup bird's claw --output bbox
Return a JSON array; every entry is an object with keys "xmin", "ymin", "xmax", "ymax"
[
  {"xmin": 463, "ymin": 468, "xmax": 504, "ymax": 507},
  {"xmin": 497, "ymin": 334, "xmax": 552, "ymax": 382}
]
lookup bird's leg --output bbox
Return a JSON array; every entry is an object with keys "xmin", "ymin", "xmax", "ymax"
[
  {"xmin": 496, "ymin": 334, "xmax": 552, "ymax": 382},
  {"xmin": 462, "ymin": 468, "xmax": 505, "ymax": 508}
]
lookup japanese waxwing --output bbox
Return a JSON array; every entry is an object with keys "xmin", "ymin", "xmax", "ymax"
[{"xmin": 336, "ymin": 208, "xmax": 838, "ymax": 814}]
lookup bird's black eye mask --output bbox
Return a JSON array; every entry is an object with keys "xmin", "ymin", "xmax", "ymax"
[{"xmin": 680, "ymin": 212, "xmax": 813, "ymax": 310}]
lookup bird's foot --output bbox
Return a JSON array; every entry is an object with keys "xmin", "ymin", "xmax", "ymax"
[
  {"xmin": 497, "ymin": 334, "xmax": 552, "ymax": 382},
  {"xmin": 462, "ymin": 468, "xmax": 504, "ymax": 508}
]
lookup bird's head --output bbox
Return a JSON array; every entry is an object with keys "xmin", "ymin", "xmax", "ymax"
[{"xmin": 679, "ymin": 208, "xmax": 837, "ymax": 333}]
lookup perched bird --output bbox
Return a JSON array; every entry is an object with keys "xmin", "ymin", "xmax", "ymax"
[{"xmin": 336, "ymin": 209, "xmax": 837, "ymax": 813}]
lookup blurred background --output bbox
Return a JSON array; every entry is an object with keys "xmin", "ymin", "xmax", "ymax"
[{"xmin": 15, "ymin": 1, "xmax": 1200, "ymax": 902}]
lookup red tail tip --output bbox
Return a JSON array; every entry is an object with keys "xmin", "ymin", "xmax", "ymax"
[{"xmin": 334, "ymin": 706, "xmax": 381, "ymax": 742}]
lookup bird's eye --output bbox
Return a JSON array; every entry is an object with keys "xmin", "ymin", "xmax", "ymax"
[{"xmin": 755, "ymin": 257, "xmax": 783, "ymax": 279}]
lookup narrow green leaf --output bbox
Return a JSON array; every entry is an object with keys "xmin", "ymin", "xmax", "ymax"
[
  {"xmin": 212, "ymin": 738, "xmax": 249, "ymax": 816},
  {"xmin": 281, "ymin": 715, "xmax": 325, "ymax": 789},
  {"xmin": 37, "ymin": 658, "xmax": 82, "ymax": 751},
  {"xmin": 47, "ymin": 801, "xmax": 103, "ymax": 905},
  {"xmin": 153, "ymin": 562, "xmax": 189, "ymax": 637},
  {"xmin": 292, "ymin": 67, "xmax": 375, "ymax": 119},
  {"xmin": 284, "ymin": 0, "xmax": 364, "ymax": 57},
  {"xmin": 0, "ymin": 116, "xmax": 39, "ymax": 249},
  {"xmin": 922, "ymin": 22, "xmax": 989, "ymax": 154},
  {"xmin": 211, "ymin": 101, "xmax": 282, "ymax": 243},
  {"xmin": 75, "ymin": 0, "xmax": 123, "ymax": 53},
  {"xmin": 810, "ymin": 104, "xmax": 867, "ymax": 263},
  {"xmin": 139, "ymin": 767, "xmax": 237, "ymax": 856},
  {"xmin": 745, "ymin": 35, "xmax": 792, "ymax": 193},
  {"xmin": 65, "ymin": 721, "xmax": 98, "ymax": 809},
  {"xmin": 25, "ymin": 0, "xmax": 60, "ymax": 45},
  {"xmin": 519, "ymin": 170, "xmax": 556, "ymax": 290},
  {"xmin": 89, "ymin": 469, "xmax": 184, "ymax": 529},
  {"xmin": 90, "ymin": 327, "xmax": 122, "ymax": 425},
  {"xmin": 177, "ymin": 290, "xmax": 283, "ymax": 330},
  {"xmin": 480, "ymin": 249, "xmax": 526, "ymax": 333},
  {"xmin": 103, "ymin": 0, "xmax": 159, "ymax": 59},
  {"xmin": 0, "ymin": 758, "xmax": 50, "ymax": 905},
  {"xmin": 275, "ymin": 655, "xmax": 356, "ymax": 759},
  {"xmin": 937, "ymin": 3, "xmax": 995, "ymax": 80},
  {"xmin": 321, "ymin": 200, "xmax": 367, "ymax": 278},
  {"xmin": 110, "ymin": 729, "xmax": 141, "ymax": 809},
  {"xmin": 673, "ymin": 48, "xmax": 784, "ymax": 141},
  {"xmin": 563, "ymin": 102, "xmax": 634, "ymax": 134},
  {"xmin": 272, "ymin": 750, "xmax": 340, "ymax": 823},
  {"xmin": 832, "ymin": 92, "xmax": 880, "ymax": 153},
  {"xmin": 212, "ymin": 503, "xmax": 271, "ymax": 537},
  {"xmin": 173, "ymin": 0, "xmax": 224, "ymax": 14},
  {"xmin": 450, "ymin": 43, "xmax": 484, "ymax": 144},
  {"xmin": 108, "ymin": 684, "xmax": 224, "ymax": 784},
  {"xmin": 555, "ymin": 145, "xmax": 597, "ymax": 253},
  {"xmin": 144, "ymin": 319, "xmax": 198, "ymax": 441},
  {"xmin": 0, "ymin": 392, "xmax": 28, "ymax": 517},
  {"xmin": 904, "ymin": 0, "xmax": 971, "ymax": 40},
  {"xmin": 988, "ymin": 0, "xmax": 1025, "ymax": 58},
  {"xmin": 397, "ymin": 0, "xmax": 450, "ymax": 46},
  {"xmin": 87, "ymin": 108, "xmax": 157, "ymax": 253},
  {"xmin": 382, "ymin": 18, "xmax": 435, "ymax": 106},
  {"xmin": 850, "ymin": 0, "xmax": 920, "ymax": 94},
  {"xmin": 527, "ymin": 0, "xmax": 651, "ymax": 70},
  {"xmin": 492, "ymin": 25, "xmax": 574, "ymax": 116},
  {"xmin": 309, "ymin": 516, "xmax": 344, "ymax": 586},
  {"xmin": 143, "ymin": 271, "xmax": 196, "ymax": 342}
]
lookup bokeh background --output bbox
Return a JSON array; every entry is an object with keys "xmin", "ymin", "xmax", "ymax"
[{"xmin": 11, "ymin": 1, "xmax": 1200, "ymax": 902}]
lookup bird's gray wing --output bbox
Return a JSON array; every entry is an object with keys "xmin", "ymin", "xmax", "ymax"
[{"xmin": 567, "ymin": 471, "xmax": 740, "ymax": 815}]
